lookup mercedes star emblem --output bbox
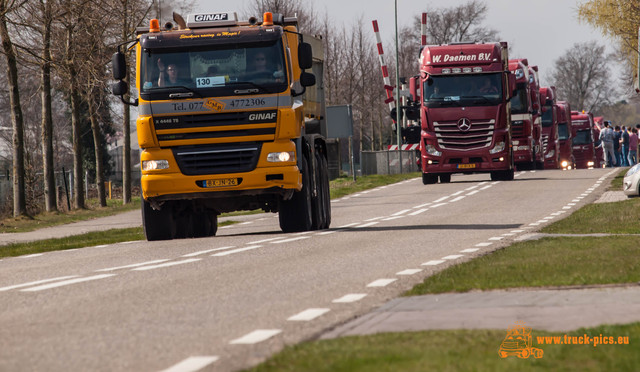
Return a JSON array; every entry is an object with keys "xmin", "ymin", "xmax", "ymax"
[{"xmin": 457, "ymin": 117, "xmax": 471, "ymax": 132}]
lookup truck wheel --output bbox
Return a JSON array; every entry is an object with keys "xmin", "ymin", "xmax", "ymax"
[
  {"xmin": 439, "ymin": 174, "xmax": 451, "ymax": 183},
  {"xmin": 311, "ymin": 151, "xmax": 326, "ymax": 230},
  {"xmin": 142, "ymin": 199, "xmax": 175, "ymax": 241},
  {"xmin": 321, "ymin": 155, "xmax": 331, "ymax": 229},
  {"xmin": 279, "ymin": 154, "xmax": 313, "ymax": 232},
  {"xmin": 192, "ymin": 211, "xmax": 218, "ymax": 237},
  {"xmin": 422, "ymin": 173, "xmax": 438, "ymax": 185}
]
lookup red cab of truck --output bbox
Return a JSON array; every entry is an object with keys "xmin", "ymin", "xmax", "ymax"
[
  {"xmin": 556, "ymin": 101, "xmax": 575, "ymax": 169},
  {"xmin": 529, "ymin": 65, "xmax": 544, "ymax": 169},
  {"xmin": 570, "ymin": 110, "xmax": 597, "ymax": 169},
  {"xmin": 540, "ymin": 86, "xmax": 560, "ymax": 169},
  {"xmin": 412, "ymin": 41, "xmax": 516, "ymax": 184},
  {"xmin": 508, "ymin": 58, "xmax": 536, "ymax": 170}
]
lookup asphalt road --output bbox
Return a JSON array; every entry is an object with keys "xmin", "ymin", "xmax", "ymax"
[{"xmin": 0, "ymin": 168, "xmax": 617, "ymax": 372}]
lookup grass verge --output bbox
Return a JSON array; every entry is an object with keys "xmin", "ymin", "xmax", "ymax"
[
  {"xmin": 246, "ymin": 323, "xmax": 639, "ymax": 372},
  {"xmin": 330, "ymin": 173, "xmax": 420, "ymax": 199}
]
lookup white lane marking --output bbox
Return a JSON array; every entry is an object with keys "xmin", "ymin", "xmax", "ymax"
[
  {"xmin": 211, "ymin": 246, "xmax": 262, "ymax": 257},
  {"xmin": 536, "ymin": 220, "xmax": 547, "ymax": 223},
  {"xmin": 572, "ymin": 199, "xmax": 581, "ymax": 202},
  {"xmin": 366, "ymin": 278, "xmax": 397, "ymax": 287},
  {"xmin": 338, "ymin": 223, "xmax": 359, "ymax": 228},
  {"xmin": 551, "ymin": 212, "xmax": 563, "ymax": 216},
  {"xmin": 451, "ymin": 190, "xmax": 464, "ymax": 196},
  {"xmin": 392, "ymin": 209, "xmax": 411, "ymax": 216},
  {"xmin": 316, "ymin": 230, "xmax": 338, "ymax": 235},
  {"xmin": 382, "ymin": 216, "xmax": 405, "ymax": 221},
  {"xmin": 160, "ymin": 356, "xmax": 219, "ymax": 372},
  {"xmin": 271, "ymin": 236, "xmax": 310, "ymax": 244},
  {"xmin": 414, "ymin": 202, "xmax": 432, "ymax": 208},
  {"xmin": 479, "ymin": 185, "xmax": 493, "ymax": 190},
  {"xmin": 182, "ymin": 247, "xmax": 236, "ymax": 257},
  {"xmin": 557, "ymin": 210, "xmax": 567, "ymax": 214},
  {"xmin": 294, "ymin": 231, "xmax": 314, "ymax": 236},
  {"xmin": 0, "ymin": 276, "xmax": 79, "ymax": 292},
  {"xmin": 467, "ymin": 190, "xmax": 480, "ymax": 196},
  {"xmin": 248, "ymin": 237, "xmax": 282, "ymax": 244},
  {"xmin": 96, "ymin": 259, "xmax": 171, "ymax": 272},
  {"xmin": 230, "ymin": 329, "xmax": 282, "ymax": 345},
  {"xmin": 355, "ymin": 222, "xmax": 379, "ymax": 228},
  {"xmin": 543, "ymin": 217, "xmax": 554, "ymax": 220},
  {"xmin": 580, "ymin": 193, "xmax": 589, "ymax": 197},
  {"xmin": 442, "ymin": 255, "xmax": 464, "ymax": 260},
  {"xmin": 21, "ymin": 274, "xmax": 116, "ymax": 292},
  {"xmin": 502, "ymin": 233, "xmax": 515, "ymax": 237},
  {"xmin": 409, "ymin": 208, "xmax": 429, "ymax": 216},
  {"xmin": 433, "ymin": 196, "xmax": 450, "ymax": 203},
  {"xmin": 396, "ymin": 269, "xmax": 422, "ymax": 275},
  {"xmin": 460, "ymin": 248, "xmax": 480, "ymax": 253},
  {"xmin": 510, "ymin": 229, "xmax": 525, "ymax": 233},
  {"xmin": 430, "ymin": 203, "xmax": 447, "ymax": 208},
  {"xmin": 239, "ymin": 222, "xmax": 253, "ymax": 225},
  {"xmin": 562, "ymin": 206, "xmax": 572, "ymax": 210},
  {"xmin": 94, "ymin": 245, "xmax": 109, "ymax": 248},
  {"xmin": 220, "ymin": 225, "xmax": 234, "ymax": 229},
  {"xmin": 489, "ymin": 237, "xmax": 503, "ymax": 241},
  {"xmin": 449, "ymin": 196, "xmax": 466, "ymax": 202},
  {"xmin": 365, "ymin": 216, "xmax": 385, "ymax": 221},
  {"xmin": 422, "ymin": 260, "xmax": 446, "ymax": 266},
  {"xmin": 529, "ymin": 222, "xmax": 541, "ymax": 226},
  {"xmin": 332, "ymin": 294, "xmax": 367, "ymax": 303},
  {"xmin": 475, "ymin": 242, "xmax": 493, "ymax": 247},
  {"xmin": 21, "ymin": 254, "xmax": 44, "ymax": 258},
  {"xmin": 465, "ymin": 185, "xmax": 479, "ymax": 191},
  {"xmin": 287, "ymin": 308, "xmax": 330, "ymax": 321},
  {"xmin": 132, "ymin": 259, "xmax": 201, "ymax": 271}
]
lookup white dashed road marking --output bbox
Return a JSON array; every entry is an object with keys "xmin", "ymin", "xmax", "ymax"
[
  {"xmin": 132, "ymin": 259, "xmax": 202, "ymax": 271},
  {"xmin": 21, "ymin": 274, "xmax": 116, "ymax": 292},
  {"xmin": 287, "ymin": 308, "xmax": 330, "ymax": 321},
  {"xmin": 160, "ymin": 356, "xmax": 219, "ymax": 372},
  {"xmin": 367, "ymin": 278, "xmax": 397, "ymax": 287},
  {"xmin": 0, "ymin": 276, "xmax": 79, "ymax": 292},
  {"xmin": 332, "ymin": 294, "xmax": 367, "ymax": 303},
  {"xmin": 230, "ymin": 329, "xmax": 282, "ymax": 345}
]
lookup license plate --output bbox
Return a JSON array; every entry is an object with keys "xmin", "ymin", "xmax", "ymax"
[
  {"xmin": 457, "ymin": 164, "xmax": 476, "ymax": 169},
  {"xmin": 205, "ymin": 178, "xmax": 238, "ymax": 188}
]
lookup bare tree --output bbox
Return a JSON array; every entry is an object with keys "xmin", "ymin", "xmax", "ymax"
[
  {"xmin": 550, "ymin": 41, "xmax": 616, "ymax": 113},
  {"xmin": 245, "ymin": 0, "xmax": 321, "ymax": 35}
]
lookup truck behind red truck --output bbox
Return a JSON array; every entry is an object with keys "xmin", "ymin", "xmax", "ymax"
[
  {"xmin": 412, "ymin": 41, "xmax": 516, "ymax": 184},
  {"xmin": 528, "ymin": 65, "xmax": 544, "ymax": 169},
  {"xmin": 540, "ymin": 86, "xmax": 560, "ymax": 169},
  {"xmin": 556, "ymin": 101, "xmax": 575, "ymax": 170},
  {"xmin": 570, "ymin": 110, "xmax": 597, "ymax": 169},
  {"xmin": 508, "ymin": 58, "xmax": 537, "ymax": 170}
]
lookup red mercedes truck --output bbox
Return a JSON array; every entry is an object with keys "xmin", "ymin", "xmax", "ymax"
[
  {"xmin": 529, "ymin": 65, "xmax": 543, "ymax": 169},
  {"xmin": 540, "ymin": 86, "xmax": 559, "ymax": 169},
  {"xmin": 508, "ymin": 58, "xmax": 536, "ymax": 170},
  {"xmin": 410, "ymin": 41, "xmax": 516, "ymax": 184},
  {"xmin": 571, "ymin": 111, "xmax": 597, "ymax": 168},
  {"xmin": 556, "ymin": 101, "xmax": 575, "ymax": 170}
]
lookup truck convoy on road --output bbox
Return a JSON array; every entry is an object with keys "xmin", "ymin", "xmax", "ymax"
[
  {"xmin": 111, "ymin": 11, "xmax": 331, "ymax": 240},
  {"xmin": 539, "ymin": 86, "xmax": 560, "ymax": 169},
  {"xmin": 570, "ymin": 110, "xmax": 597, "ymax": 169},
  {"xmin": 556, "ymin": 101, "xmax": 575, "ymax": 170},
  {"xmin": 410, "ymin": 41, "xmax": 517, "ymax": 184}
]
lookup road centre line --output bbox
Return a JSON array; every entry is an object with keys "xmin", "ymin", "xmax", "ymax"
[
  {"xmin": 382, "ymin": 216, "xmax": 405, "ymax": 221},
  {"xmin": 230, "ymin": 329, "xmax": 282, "ymax": 345},
  {"xmin": 414, "ymin": 202, "xmax": 432, "ymax": 208},
  {"xmin": 0, "ymin": 276, "xmax": 79, "ymax": 292},
  {"xmin": 21, "ymin": 274, "xmax": 116, "ymax": 292},
  {"xmin": 132, "ymin": 259, "xmax": 202, "ymax": 271},
  {"xmin": 287, "ymin": 308, "xmax": 330, "ymax": 321},
  {"xmin": 467, "ymin": 190, "xmax": 480, "ymax": 196},
  {"xmin": 182, "ymin": 247, "xmax": 236, "ymax": 257},
  {"xmin": 367, "ymin": 278, "xmax": 397, "ymax": 287},
  {"xmin": 248, "ymin": 237, "xmax": 283, "ymax": 244},
  {"xmin": 433, "ymin": 196, "xmax": 450, "ymax": 203},
  {"xmin": 315, "ymin": 230, "xmax": 339, "ymax": 235},
  {"xmin": 479, "ymin": 185, "xmax": 493, "ymax": 190},
  {"xmin": 96, "ymin": 259, "xmax": 171, "ymax": 271},
  {"xmin": 355, "ymin": 222, "xmax": 379, "ymax": 228},
  {"xmin": 332, "ymin": 293, "xmax": 367, "ymax": 303},
  {"xmin": 449, "ymin": 196, "xmax": 466, "ymax": 202},
  {"xmin": 409, "ymin": 208, "xmax": 429, "ymax": 216},
  {"xmin": 338, "ymin": 222, "xmax": 359, "ymax": 228},
  {"xmin": 160, "ymin": 356, "xmax": 219, "ymax": 372},
  {"xmin": 396, "ymin": 269, "xmax": 422, "ymax": 275},
  {"xmin": 430, "ymin": 203, "xmax": 448, "ymax": 208},
  {"xmin": 270, "ymin": 236, "xmax": 310, "ymax": 244},
  {"xmin": 465, "ymin": 185, "xmax": 479, "ymax": 191},
  {"xmin": 365, "ymin": 216, "xmax": 385, "ymax": 221},
  {"xmin": 451, "ymin": 190, "xmax": 464, "ymax": 196},
  {"xmin": 211, "ymin": 246, "xmax": 262, "ymax": 257},
  {"xmin": 392, "ymin": 209, "xmax": 411, "ymax": 216}
]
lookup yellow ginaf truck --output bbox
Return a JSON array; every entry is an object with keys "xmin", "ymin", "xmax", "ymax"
[{"xmin": 112, "ymin": 11, "xmax": 330, "ymax": 240}]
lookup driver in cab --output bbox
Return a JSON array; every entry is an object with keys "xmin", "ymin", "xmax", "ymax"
[{"xmin": 246, "ymin": 51, "xmax": 284, "ymax": 82}]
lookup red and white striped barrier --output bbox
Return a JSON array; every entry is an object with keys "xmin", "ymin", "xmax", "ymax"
[
  {"xmin": 372, "ymin": 20, "xmax": 396, "ymax": 111},
  {"xmin": 388, "ymin": 144, "xmax": 420, "ymax": 151},
  {"xmin": 421, "ymin": 13, "xmax": 428, "ymax": 46}
]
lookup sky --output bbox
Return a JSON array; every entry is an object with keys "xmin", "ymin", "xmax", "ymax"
[{"xmin": 194, "ymin": 0, "xmax": 619, "ymax": 86}]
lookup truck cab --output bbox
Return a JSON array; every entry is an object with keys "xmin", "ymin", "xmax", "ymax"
[
  {"xmin": 508, "ymin": 58, "xmax": 536, "ymax": 170},
  {"xmin": 540, "ymin": 86, "xmax": 559, "ymax": 169},
  {"xmin": 556, "ymin": 101, "xmax": 574, "ymax": 170},
  {"xmin": 414, "ymin": 41, "xmax": 516, "ymax": 184},
  {"xmin": 529, "ymin": 66, "xmax": 543, "ymax": 169},
  {"xmin": 571, "ymin": 110, "xmax": 597, "ymax": 169}
]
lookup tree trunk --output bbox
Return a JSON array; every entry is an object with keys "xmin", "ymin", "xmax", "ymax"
[
  {"xmin": 88, "ymin": 89, "xmax": 106, "ymax": 207},
  {"xmin": 67, "ymin": 26, "xmax": 84, "ymax": 209},
  {"xmin": 121, "ymin": 6, "xmax": 131, "ymax": 204},
  {"xmin": 0, "ymin": 4, "xmax": 27, "ymax": 217},
  {"xmin": 41, "ymin": 0, "xmax": 56, "ymax": 212}
]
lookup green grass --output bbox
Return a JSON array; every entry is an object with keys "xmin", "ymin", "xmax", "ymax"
[
  {"xmin": 0, "ymin": 228, "xmax": 144, "ymax": 258},
  {"xmin": 540, "ymin": 198, "xmax": 640, "ymax": 234},
  {"xmin": 405, "ymin": 236, "xmax": 640, "ymax": 295},
  {"xmin": 330, "ymin": 173, "xmax": 420, "ymax": 199},
  {"xmin": 246, "ymin": 323, "xmax": 640, "ymax": 372},
  {"xmin": 607, "ymin": 168, "xmax": 627, "ymax": 191}
]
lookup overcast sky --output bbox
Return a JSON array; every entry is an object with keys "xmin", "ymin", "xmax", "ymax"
[{"xmin": 195, "ymin": 0, "xmax": 619, "ymax": 86}]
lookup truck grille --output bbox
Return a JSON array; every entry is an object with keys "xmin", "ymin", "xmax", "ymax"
[
  {"xmin": 433, "ymin": 119, "xmax": 494, "ymax": 151},
  {"xmin": 172, "ymin": 143, "xmax": 262, "ymax": 175},
  {"xmin": 542, "ymin": 134, "xmax": 549, "ymax": 153},
  {"xmin": 511, "ymin": 122, "xmax": 524, "ymax": 137}
]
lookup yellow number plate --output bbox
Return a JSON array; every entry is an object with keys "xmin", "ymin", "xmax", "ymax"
[
  {"xmin": 205, "ymin": 178, "xmax": 238, "ymax": 188},
  {"xmin": 457, "ymin": 164, "xmax": 476, "ymax": 169}
]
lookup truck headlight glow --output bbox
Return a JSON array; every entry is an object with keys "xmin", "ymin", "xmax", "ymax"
[
  {"xmin": 142, "ymin": 160, "xmax": 169, "ymax": 171},
  {"xmin": 489, "ymin": 141, "xmax": 505, "ymax": 154},
  {"xmin": 267, "ymin": 151, "xmax": 294, "ymax": 162},
  {"xmin": 587, "ymin": 161, "xmax": 595, "ymax": 167},
  {"xmin": 545, "ymin": 150, "xmax": 555, "ymax": 159},
  {"xmin": 425, "ymin": 145, "xmax": 442, "ymax": 156},
  {"xmin": 561, "ymin": 160, "xmax": 568, "ymax": 168}
]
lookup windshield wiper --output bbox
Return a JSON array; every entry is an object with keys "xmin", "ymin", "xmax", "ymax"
[{"xmin": 226, "ymin": 81, "xmax": 273, "ymax": 94}]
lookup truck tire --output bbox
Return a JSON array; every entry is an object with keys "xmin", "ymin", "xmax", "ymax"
[
  {"xmin": 320, "ymin": 155, "xmax": 331, "ymax": 229},
  {"xmin": 279, "ymin": 155, "xmax": 313, "ymax": 232},
  {"xmin": 422, "ymin": 173, "xmax": 438, "ymax": 185},
  {"xmin": 142, "ymin": 199, "xmax": 175, "ymax": 241},
  {"xmin": 192, "ymin": 211, "xmax": 218, "ymax": 237},
  {"xmin": 439, "ymin": 174, "xmax": 451, "ymax": 183},
  {"xmin": 311, "ymin": 151, "xmax": 326, "ymax": 230}
]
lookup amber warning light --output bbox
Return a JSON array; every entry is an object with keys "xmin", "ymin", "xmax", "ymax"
[
  {"xmin": 149, "ymin": 19, "xmax": 160, "ymax": 32},
  {"xmin": 263, "ymin": 12, "xmax": 273, "ymax": 26}
]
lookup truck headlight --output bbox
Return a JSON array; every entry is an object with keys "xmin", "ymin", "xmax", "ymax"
[
  {"xmin": 267, "ymin": 151, "xmax": 295, "ymax": 162},
  {"xmin": 425, "ymin": 144, "xmax": 442, "ymax": 156},
  {"xmin": 545, "ymin": 150, "xmax": 555, "ymax": 159},
  {"xmin": 142, "ymin": 160, "xmax": 169, "ymax": 171},
  {"xmin": 561, "ymin": 160, "xmax": 568, "ymax": 168},
  {"xmin": 587, "ymin": 161, "xmax": 595, "ymax": 167},
  {"xmin": 489, "ymin": 141, "xmax": 505, "ymax": 154}
]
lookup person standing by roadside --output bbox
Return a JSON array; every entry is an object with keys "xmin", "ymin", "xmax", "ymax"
[
  {"xmin": 629, "ymin": 128, "xmax": 638, "ymax": 165},
  {"xmin": 613, "ymin": 125, "xmax": 622, "ymax": 166},
  {"xmin": 599, "ymin": 121, "xmax": 616, "ymax": 167},
  {"xmin": 621, "ymin": 126, "xmax": 630, "ymax": 166}
]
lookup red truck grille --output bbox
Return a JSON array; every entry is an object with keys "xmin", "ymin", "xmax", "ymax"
[
  {"xmin": 541, "ymin": 134, "xmax": 549, "ymax": 153},
  {"xmin": 511, "ymin": 122, "xmax": 525, "ymax": 137},
  {"xmin": 433, "ymin": 119, "xmax": 494, "ymax": 151}
]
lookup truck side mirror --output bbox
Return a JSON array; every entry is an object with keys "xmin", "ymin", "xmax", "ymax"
[
  {"xmin": 112, "ymin": 51, "xmax": 127, "ymax": 81},
  {"xmin": 300, "ymin": 72, "xmax": 316, "ymax": 87},
  {"xmin": 298, "ymin": 42, "xmax": 313, "ymax": 70},
  {"xmin": 111, "ymin": 80, "xmax": 129, "ymax": 96},
  {"xmin": 405, "ymin": 106, "xmax": 420, "ymax": 121},
  {"xmin": 409, "ymin": 76, "xmax": 420, "ymax": 102}
]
